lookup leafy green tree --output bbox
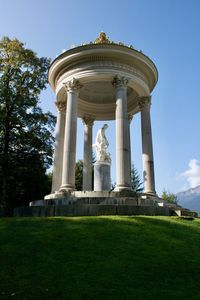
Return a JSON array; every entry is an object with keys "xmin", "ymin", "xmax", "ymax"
[
  {"xmin": 131, "ymin": 164, "xmax": 143, "ymax": 192},
  {"xmin": 161, "ymin": 190, "xmax": 178, "ymax": 205},
  {"xmin": 75, "ymin": 152, "xmax": 96, "ymax": 191},
  {"xmin": 0, "ymin": 37, "xmax": 55, "ymax": 215}
]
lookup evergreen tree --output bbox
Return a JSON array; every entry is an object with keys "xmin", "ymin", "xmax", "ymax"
[
  {"xmin": 131, "ymin": 164, "xmax": 143, "ymax": 192},
  {"xmin": 75, "ymin": 160, "xmax": 83, "ymax": 191},
  {"xmin": 110, "ymin": 164, "xmax": 143, "ymax": 192},
  {"xmin": 0, "ymin": 37, "xmax": 55, "ymax": 215}
]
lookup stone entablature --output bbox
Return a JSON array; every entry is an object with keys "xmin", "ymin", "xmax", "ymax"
[
  {"xmin": 50, "ymin": 46, "xmax": 157, "ymax": 91},
  {"xmin": 48, "ymin": 36, "xmax": 157, "ymax": 121},
  {"xmin": 56, "ymin": 60, "xmax": 149, "ymax": 92}
]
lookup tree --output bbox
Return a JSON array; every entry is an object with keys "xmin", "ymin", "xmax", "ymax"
[
  {"xmin": 161, "ymin": 190, "xmax": 178, "ymax": 205},
  {"xmin": 0, "ymin": 37, "xmax": 55, "ymax": 215},
  {"xmin": 110, "ymin": 164, "xmax": 143, "ymax": 192},
  {"xmin": 131, "ymin": 164, "xmax": 143, "ymax": 192},
  {"xmin": 75, "ymin": 152, "xmax": 96, "ymax": 191},
  {"xmin": 75, "ymin": 160, "xmax": 83, "ymax": 191}
]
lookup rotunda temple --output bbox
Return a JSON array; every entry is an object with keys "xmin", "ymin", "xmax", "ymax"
[
  {"xmin": 47, "ymin": 32, "xmax": 158, "ymax": 199},
  {"xmin": 14, "ymin": 33, "xmax": 198, "ymax": 217}
]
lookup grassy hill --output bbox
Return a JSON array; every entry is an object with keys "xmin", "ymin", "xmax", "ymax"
[{"xmin": 0, "ymin": 216, "xmax": 200, "ymax": 300}]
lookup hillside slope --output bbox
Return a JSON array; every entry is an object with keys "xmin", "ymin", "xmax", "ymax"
[{"xmin": 0, "ymin": 216, "xmax": 200, "ymax": 300}]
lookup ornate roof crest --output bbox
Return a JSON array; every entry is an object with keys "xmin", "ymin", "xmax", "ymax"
[{"xmin": 94, "ymin": 32, "xmax": 111, "ymax": 44}]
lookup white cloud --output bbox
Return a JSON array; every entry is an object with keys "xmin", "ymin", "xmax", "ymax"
[{"xmin": 180, "ymin": 159, "xmax": 200, "ymax": 189}]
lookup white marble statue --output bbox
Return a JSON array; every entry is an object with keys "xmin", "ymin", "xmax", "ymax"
[{"xmin": 93, "ymin": 124, "xmax": 111, "ymax": 163}]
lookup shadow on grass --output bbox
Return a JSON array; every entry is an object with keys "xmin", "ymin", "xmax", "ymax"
[{"xmin": 0, "ymin": 216, "xmax": 200, "ymax": 300}]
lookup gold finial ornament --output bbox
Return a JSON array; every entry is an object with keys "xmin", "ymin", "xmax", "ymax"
[{"xmin": 94, "ymin": 32, "xmax": 110, "ymax": 44}]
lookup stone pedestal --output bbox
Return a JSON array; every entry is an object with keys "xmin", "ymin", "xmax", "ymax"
[{"xmin": 94, "ymin": 162, "xmax": 111, "ymax": 191}]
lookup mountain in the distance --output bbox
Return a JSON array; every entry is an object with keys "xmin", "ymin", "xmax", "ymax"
[{"xmin": 177, "ymin": 185, "xmax": 200, "ymax": 212}]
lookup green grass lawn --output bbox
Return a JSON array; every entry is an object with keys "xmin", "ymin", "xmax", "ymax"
[{"xmin": 0, "ymin": 216, "xmax": 200, "ymax": 300}]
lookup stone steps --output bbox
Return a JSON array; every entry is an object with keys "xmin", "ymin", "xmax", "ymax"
[
  {"xmin": 14, "ymin": 192, "xmax": 198, "ymax": 218},
  {"xmin": 14, "ymin": 204, "xmax": 172, "ymax": 217}
]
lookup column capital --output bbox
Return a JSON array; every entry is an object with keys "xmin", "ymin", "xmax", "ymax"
[
  {"xmin": 138, "ymin": 96, "xmax": 151, "ymax": 110},
  {"xmin": 128, "ymin": 114, "xmax": 133, "ymax": 123},
  {"xmin": 55, "ymin": 101, "xmax": 66, "ymax": 112},
  {"xmin": 63, "ymin": 78, "xmax": 82, "ymax": 92},
  {"xmin": 112, "ymin": 75, "xmax": 129, "ymax": 89},
  {"xmin": 82, "ymin": 115, "xmax": 94, "ymax": 126}
]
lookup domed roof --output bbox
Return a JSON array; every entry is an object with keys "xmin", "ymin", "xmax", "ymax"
[{"xmin": 49, "ymin": 33, "xmax": 158, "ymax": 120}]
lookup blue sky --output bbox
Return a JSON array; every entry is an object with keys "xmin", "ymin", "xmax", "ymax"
[{"xmin": 1, "ymin": 0, "xmax": 200, "ymax": 195}]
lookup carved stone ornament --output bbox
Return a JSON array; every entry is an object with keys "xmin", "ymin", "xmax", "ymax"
[
  {"xmin": 82, "ymin": 115, "xmax": 94, "ymax": 126},
  {"xmin": 138, "ymin": 96, "xmax": 151, "ymax": 110},
  {"xmin": 94, "ymin": 32, "xmax": 110, "ymax": 44},
  {"xmin": 93, "ymin": 124, "xmax": 111, "ymax": 163},
  {"xmin": 55, "ymin": 101, "xmax": 66, "ymax": 112},
  {"xmin": 63, "ymin": 78, "xmax": 82, "ymax": 92},
  {"xmin": 128, "ymin": 114, "xmax": 133, "ymax": 123},
  {"xmin": 112, "ymin": 75, "xmax": 129, "ymax": 88}
]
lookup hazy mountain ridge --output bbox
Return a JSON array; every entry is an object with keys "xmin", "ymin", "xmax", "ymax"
[{"xmin": 177, "ymin": 185, "xmax": 200, "ymax": 212}]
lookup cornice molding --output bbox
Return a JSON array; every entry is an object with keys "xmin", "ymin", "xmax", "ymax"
[{"xmin": 57, "ymin": 60, "xmax": 148, "ymax": 86}]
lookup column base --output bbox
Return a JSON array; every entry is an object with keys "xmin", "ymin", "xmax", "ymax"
[
  {"xmin": 44, "ymin": 193, "xmax": 56, "ymax": 200},
  {"xmin": 144, "ymin": 190, "xmax": 157, "ymax": 196},
  {"xmin": 59, "ymin": 184, "xmax": 76, "ymax": 192},
  {"xmin": 114, "ymin": 185, "xmax": 132, "ymax": 192}
]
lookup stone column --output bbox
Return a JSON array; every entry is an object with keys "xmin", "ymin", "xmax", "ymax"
[
  {"xmin": 60, "ymin": 78, "xmax": 82, "ymax": 192},
  {"xmin": 128, "ymin": 114, "xmax": 133, "ymax": 177},
  {"xmin": 138, "ymin": 96, "xmax": 156, "ymax": 195},
  {"xmin": 113, "ymin": 76, "xmax": 131, "ymax": 191},
  {"xmin": 51, "ymin": 101, "xmax": 66, "ymax": 193},
  {"xmin": 82, "ymin": 116, "xmax": 94, "ymax": 191}
]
